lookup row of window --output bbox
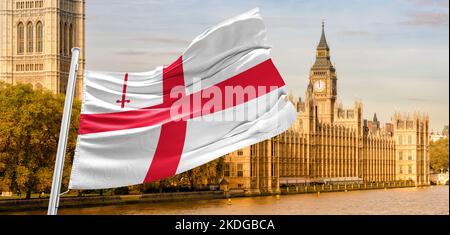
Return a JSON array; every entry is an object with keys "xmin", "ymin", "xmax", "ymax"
[
  {"xmin": 17, "ymin": 21, "xmax": 43, "ymax": 54},
  {"xmin": 16, "ymin": 63, "xmax": 44, "ymax": 72},
  {"xmin": 313, "ymin": 71, "xmax": 327, "ymax": 75},
  {"xmin": 15, "ymin": 1, "xmax": 78, "ymax": 12},
  {"xmin": 223, "ymin": 163, "xmax": 244, "ymax": 177},
  {"xmin": 60, "ymin": 22, "xmax": 75, "ymax": 56},
  {"xmin": 337, "ymin": 110, "xmax": 354, "ymax": 118},
  {"xmin": 62, "ymin": 1, "xmax": 77, "ymax": 12},
  {"xmin": 398, "ymin": 150, "xmax": 414, "ymax": 161},
  {"xmin": 397, "ymin": 120, "xmax": 415, "ymax": 129},
  {"xmin": 398, "ymin": 135, "xmax": 413, "ymax": 145},
  {"xmin": 399, "ymin": 165, "xmax": 413, "ymax": 174},
  {"xmin": 16, "ymin": 1, "xmax": 44, "ymax": 9},
  {"xmin": 17, "ymin": 20, "xmax": 76, "ymax": 56}
]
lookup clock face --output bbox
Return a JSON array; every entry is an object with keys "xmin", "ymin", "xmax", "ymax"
[{"xmin": 314, "ymin": 80, "xmax": 326, "ymax": 92}]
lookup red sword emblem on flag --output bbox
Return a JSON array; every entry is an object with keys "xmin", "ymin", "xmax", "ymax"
[{"xmin": 116, "ymin": 73, "xmax": 131, "ymax": 108}]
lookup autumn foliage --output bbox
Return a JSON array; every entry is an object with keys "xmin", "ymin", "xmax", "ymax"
[{"xmin": 0, "ymin": 82, "xmax": 80, "ymax": 198}]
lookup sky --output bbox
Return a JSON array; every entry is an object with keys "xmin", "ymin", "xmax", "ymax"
[{"xmin": 85, "ymin": 0, "xmax": 449, "ymax": 131}]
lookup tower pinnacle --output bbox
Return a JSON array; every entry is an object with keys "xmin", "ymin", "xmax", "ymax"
[
  {"xmin": 312, "ymin": 20, "xmax": 333, "ymax": 70},
  {"xmin": 318, "ymin": 20, "xmax": 329, "ymax": 49}
]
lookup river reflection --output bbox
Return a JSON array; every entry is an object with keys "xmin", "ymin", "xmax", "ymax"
[{"xmin": 6, "ymin": 186, "xmax": 449, "ymax": 215}]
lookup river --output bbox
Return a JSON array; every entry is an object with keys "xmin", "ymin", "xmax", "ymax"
[{"xmin": 6, "ymin": 186, "xmax": 449, "ymax": 215}]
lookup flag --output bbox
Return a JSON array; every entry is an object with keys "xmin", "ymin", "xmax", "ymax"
[{"xmin": 69, "ymin": 8, "xmax": 297, "ymax": 189}]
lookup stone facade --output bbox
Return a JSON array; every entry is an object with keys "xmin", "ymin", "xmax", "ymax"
[
  {"xmin": 0, "ymin": 0, "xmax": 85, "ymax": 98},
  {"xmin": 393, "ymin": 112, "xmax": 430, "ymax": 185},
  {"xmin": 223, "ymin": 24, "xmax": 430, "ymax": 193}
]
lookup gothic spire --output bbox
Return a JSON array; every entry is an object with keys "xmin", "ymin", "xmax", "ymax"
[
  {"xmin": 317, "ymin": 20, "xmax": 329, "ymax": 50},
  {"xmin": 311, "ymin": 20, "xmax": 334, "ymax": 70}
]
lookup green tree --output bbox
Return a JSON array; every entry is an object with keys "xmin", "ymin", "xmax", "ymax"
[
  {"xmin": 0, "ymin": 82, "xmax": 80, "ymax": 198},
  {"xmin": 430, "ymin": 138, "xmax": 449, "ymax": 173}
]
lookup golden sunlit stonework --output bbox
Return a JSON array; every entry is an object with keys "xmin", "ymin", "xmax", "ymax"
[
  {"xmin": 0, "ymin": 0, "xmax": 85, "ymax": 98},
  {"xmin": 0, "ymin": 2, "xmax": 430, "ymax": 193},
  {"xmin": 223, "ymin": 23, "xmax": 430, "ymax": 194}
]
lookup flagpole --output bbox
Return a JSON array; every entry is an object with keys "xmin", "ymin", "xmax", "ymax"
[{"xmin": 47, "ymin": 47, "xmax": 81, "ymax": 215}]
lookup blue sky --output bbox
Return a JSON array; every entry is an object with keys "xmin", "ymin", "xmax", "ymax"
[{"xmin": 86, "ymin": 0, "xmax": 449, "ymax": 130}]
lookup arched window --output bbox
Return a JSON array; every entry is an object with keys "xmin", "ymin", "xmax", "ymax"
[
  {"xmin": 69, "ymin": 24, "xmax": 74, "ymax": 54},
  {"xmin": 60, "ymin": 21, "xmax": 63, "ymax": 54},
  {"xmin": 64, "ymin": 23, "xmax": 68, "ymax": 55},
  {"xmin": 27, "ymin": 22, "xmax": 33, "ymax": 53},
  {"xmin": 408, "ymin": 135, "xmax": 412, "ymax": 145},
  {"xmin": 398, "ymin": 135, "xmax": 403, "ymax": 145},
  {"xmin": 36, "ymin": 21, "xmax": 43, "ymax": 53},
  {"xmin": 17, "ymin": 22, "xmax": 25, "ymax": 54}
]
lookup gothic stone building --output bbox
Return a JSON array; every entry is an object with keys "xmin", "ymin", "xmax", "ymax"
[
  {"xmin": 223, "ymin": 24, "xmax": 430, "ymax": 194},
  {"xmin": 0, "ymin": 0, "xmax": 85, "ymax": 98}
]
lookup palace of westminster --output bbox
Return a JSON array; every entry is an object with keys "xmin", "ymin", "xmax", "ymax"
[
  {"xmin": 0, "ymin": 1, "xmax": 430, "ymax": 194},
  {"xmin": 0, "ymin": 0, "xmax": 84, "ymax": 98}
]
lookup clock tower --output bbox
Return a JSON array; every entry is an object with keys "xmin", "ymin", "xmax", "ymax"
[{"xmin": 309, "ymin": 21, "xmax": 337, "ymax": 123}]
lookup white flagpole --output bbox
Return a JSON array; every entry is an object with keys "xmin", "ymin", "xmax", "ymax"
[{"xmin": 47, "ymin": 47, "xmax": 81, "ymax": 215}]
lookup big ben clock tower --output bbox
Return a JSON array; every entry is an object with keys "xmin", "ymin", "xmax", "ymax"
[{"xmin": 309, "ymin": 21, "xmax": 337, "ymax": 123}]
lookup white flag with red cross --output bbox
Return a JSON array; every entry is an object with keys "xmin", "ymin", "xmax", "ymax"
[{"xmin": 68, "ymin": 8, "xmax": 297, "ymax": 189}]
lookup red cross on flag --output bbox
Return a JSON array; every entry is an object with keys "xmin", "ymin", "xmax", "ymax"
[{"xmin": 69, "ymin": 8, "xmax": 297, "ymax": 189}]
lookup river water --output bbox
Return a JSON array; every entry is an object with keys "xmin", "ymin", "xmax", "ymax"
[{"xmin": 7, "ymin": 186, "xmax": 449, "ymax": 215}]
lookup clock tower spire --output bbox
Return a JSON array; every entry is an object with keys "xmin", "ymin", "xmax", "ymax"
[{"xmin": 309, "ymin": 21, "xmax": 337, "ymax": 123}]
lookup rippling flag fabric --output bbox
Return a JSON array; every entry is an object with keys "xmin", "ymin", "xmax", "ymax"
[{"xmin": 69, "ymin": 8, "xmax": 297, "ymax": 189}]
